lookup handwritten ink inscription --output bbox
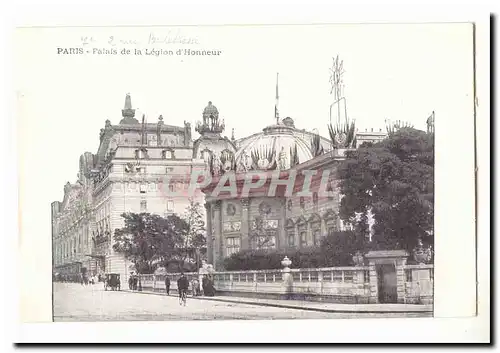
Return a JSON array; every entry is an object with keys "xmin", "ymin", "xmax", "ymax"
[
  {"xmin": 79, "ymin": 30, "xmax": 200, "ymax": 48},
  {"xmin": 56, "ymin": 30, "xmax": 221, "ymax": 57},
  {"xmin": 148, "ymin": 31, "xmax": 200, "ymax": 45}
]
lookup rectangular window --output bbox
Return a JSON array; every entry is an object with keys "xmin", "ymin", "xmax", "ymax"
[
  {"xmin": 167, "ymin": 201, "xmax": 174, "ymax": 212},
  {"xmin": 140, "ymin": 200, "xmax": 147, "ymax": 212},
  {"xmin": 169, "ymin": 184, "xmax": 175, "ymax": 193},
  {"xmin": 287, "ymin": 231, "xmax": 295, "ymax": 246},
  {"xmin": 300, "ymin": 232, "xmax": 307, "ymax": 247},
  {"xmin": 313, "ymin": 230, "xmax": 320, "ymax": 246},
  {"xmin": 140, "ymin": 184, "xmax": 147, "ymax": 194},
  {"xmin": 226, "ymin": 237, "xmax": 241, "ymax": 257}
]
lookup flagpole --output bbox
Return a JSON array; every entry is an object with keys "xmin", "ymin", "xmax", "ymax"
[{"xmin": 275, "ymin": 72, "xmax": 279, "ymax": 125}]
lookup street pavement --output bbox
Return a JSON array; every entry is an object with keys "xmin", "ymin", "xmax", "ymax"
[{"xmin": 53, "ymin": 282, "xmax": 429, "ymax": 321}]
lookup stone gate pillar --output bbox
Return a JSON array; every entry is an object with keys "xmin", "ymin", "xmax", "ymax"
[{"xmin": 365, "ymin": 250, "xmax": 409, "ymax": 304}]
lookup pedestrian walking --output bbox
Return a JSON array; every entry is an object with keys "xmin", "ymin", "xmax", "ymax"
[
  {"xmin": 191, "ymin": 278, "xmax": 200, "ymax": 296},
  {"xmin": 133, "ymin": 275, "xmax": 138, "ymax": 291},
  {"xmin": 164, "ymin": 276, "xmax": 170, "ymax": 295}
]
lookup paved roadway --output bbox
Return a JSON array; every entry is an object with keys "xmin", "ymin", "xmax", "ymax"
[{"xmin": 53, "ymin": 282, "xmax": 423, "ymax": 321}]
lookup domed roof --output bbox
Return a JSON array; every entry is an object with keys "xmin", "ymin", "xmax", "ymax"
[
  {"xmin": 234, "ymin": 124, "xmax": 314, "ymax": 170},
  {"xmin": 203, "ymin": 101, "xmax": 219, "ymax": 119}
]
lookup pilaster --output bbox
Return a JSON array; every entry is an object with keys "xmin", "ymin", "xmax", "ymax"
[
  {"xmin": 306, "ymin": 221, "xmax": 312, "ymax": 246},
  {"xmin": 205, "ymin": 202, "xmax": 213, "ymax": 265},
  {"xmin": 213, "ymin": 200, "xmax": 222, "ymax": 269},
  {"xmin": 320, "ymin": 218, "xmax": 326, "ymax": 237},
  {"xmin": 240, "ymin": 198, "xmax": 250, "ymax": 250},
  {"xmin": 278, "ymin": 199, "xmax": 286, "ymax": 249}
]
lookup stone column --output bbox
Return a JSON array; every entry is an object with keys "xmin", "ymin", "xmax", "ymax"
[
  {"xmin": 278, "ymin": 199, "xmax": 286, "ymax": 249},
  {"xmin": 205, "ymin": 203, "xmax": 213, "ymax": 265},
  {"xmin": 306, "ymin": 221, "xmax": 312, "ymax": 246},
  {"xmin": 240, "ymin": 198, "xmax": 250, "ymax": 250},
  {"xmin": 294, "ymin": 224, "xmax": 300, "ymax": 249},
  {"xmin": 213, "ymin": 200, "xmax": 222, "ymax": 269},
  {"xmin": 320, "ymin": 218, "xmax": 326, "ymax": 237}
]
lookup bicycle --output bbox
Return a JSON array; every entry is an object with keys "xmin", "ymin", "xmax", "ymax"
[{"xmin": 179, "ymin": 289, "xmax": 187, "ymax": 306}]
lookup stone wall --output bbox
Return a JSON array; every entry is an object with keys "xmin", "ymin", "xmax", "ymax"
[
  {"xmin": 136, "ymin": 263, "xmax": 434, "ymax": 305},
  {"xmin": 403, "ymin": 264, "xmax": 434, "ymax": 304},
  {"xmin": 137, "ymin": 266, "xmax": 372, "ymax": 304}
]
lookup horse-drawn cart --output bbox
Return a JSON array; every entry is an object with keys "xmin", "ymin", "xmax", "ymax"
[{"xmin": 104, "ymin": 273, "xmax": 121, "ymax": 291}]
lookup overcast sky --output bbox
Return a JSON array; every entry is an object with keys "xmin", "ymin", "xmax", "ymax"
[{"xmin": 16, "ymin": 23, "xmax": 473, "ymax": 203}]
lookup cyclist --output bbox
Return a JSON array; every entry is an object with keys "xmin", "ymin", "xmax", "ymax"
[{"xmin": 177, "ymin": 273, "xmax": 189, "ymax": 306}]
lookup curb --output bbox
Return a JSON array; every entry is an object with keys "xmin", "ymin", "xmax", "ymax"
[{"xmin": 122, "ymin": 289, "xmax": 433, "ymax": 315}]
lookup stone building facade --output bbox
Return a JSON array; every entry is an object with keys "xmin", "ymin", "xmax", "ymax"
[
  {"xmin": 52, "ymin": 94, "xmax": 396, "ymax": 278},
  {"xmin": 52, "ymin": 94, "xmax": 205, "ymax": 281},
  {"xmin": 201, "ymin": 118, "xmax": 350, "ymax": 269}
]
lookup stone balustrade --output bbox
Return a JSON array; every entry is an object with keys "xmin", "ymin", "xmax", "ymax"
[
  {"xmin": 212, "ymin": 267, "xmax": 372, "ymax": 303},
  {"xmin": 135, "ymin": 266, "xmax": 373, "ymax": 303},
  {"xmin": 134, "ymin": 261, "xmax": 433, "ymax": 305}
]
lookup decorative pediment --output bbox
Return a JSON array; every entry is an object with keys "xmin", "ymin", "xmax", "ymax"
[
  {"xmin": 322, "ymin": 208, "xmax": 337, "ymax": 220},
  {"xmin": 296, "ymin": 215, "xmax": 308, "ymax": 226},
  {"xmin": 285, "ymin": 218, "xmax": 295, "ymax": 228},
  {"xmin": 308, "ymin": 213, "xmax": 321, "ymax": 224}
]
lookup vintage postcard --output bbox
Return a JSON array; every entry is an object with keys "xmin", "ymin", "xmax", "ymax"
[{"xmin": 14, "ymin": 17, "xmax": 487, "ymax": 343}]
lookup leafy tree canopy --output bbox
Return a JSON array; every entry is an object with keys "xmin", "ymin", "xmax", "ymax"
[
  {"xmin": 338, "ymin": 127, "xmax": 434, "ymax": 252},
  {"xmin": 182, "ymin": 200, "xmax": 206, "ymax": 251},
  {"xmin": 113, "ymin": 212, "xmax": 188, "ymax": 274}
]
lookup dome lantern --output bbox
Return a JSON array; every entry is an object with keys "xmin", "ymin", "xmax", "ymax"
[{"xmin": 196, "ymin": 101, "xmax": 225, "ymax": 136}]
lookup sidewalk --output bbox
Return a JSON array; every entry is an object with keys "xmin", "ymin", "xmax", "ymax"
[{"xmin": 124, "ymin": 289, "xmax": 433, "ymax": 314}]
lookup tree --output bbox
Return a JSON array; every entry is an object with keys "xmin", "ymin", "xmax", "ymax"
[
  {"xmin": 319, "ymin": 230, "xmax": 365, "ymax": 266},
  {"xmin": 180, "ymin": 199, "xmax": 207, "ymax": 270},
  {"xmin": 338, "ymin": 127, "xmax": 434, "ymax": 253},
  {"xmin": 112, "ymin": 212, "xmax": 188, "ymax": 274}
]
